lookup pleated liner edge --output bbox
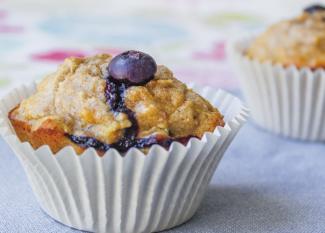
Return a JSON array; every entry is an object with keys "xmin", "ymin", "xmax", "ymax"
[
  {"xmin": 0, "ymin": 83, "xmax": 248, "ymax": 233},
  {"xmin": 228, "ymin": 36, "xmax": 325, "ymax": 141}
]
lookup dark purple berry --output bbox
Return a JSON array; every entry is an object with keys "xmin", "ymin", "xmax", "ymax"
[
  {"xmin": 304, "ymin": 4, "xmax": 325, "ymax": 13},
  {"xmin": 108, "ymin": 50, "xmax": 157, "ymax": 84}
]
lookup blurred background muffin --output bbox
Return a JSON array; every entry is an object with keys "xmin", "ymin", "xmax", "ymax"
[
  {"xmin": 229, "ymin": 4, "xmax": 325, "ymax": 141},
  {"xmin": 247, "ymin": 5, "xmax": 325, "ymax": 68}
]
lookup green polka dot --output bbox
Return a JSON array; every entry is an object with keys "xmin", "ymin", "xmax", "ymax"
[
  {"xmin": 160, "ymin": 42, "xmax": 184, "ymax": 51},
  {"xmin": 205, "ymin": 12, "xmax": 263, "ymax": 26},
  {"xmin": 0, "ymin": 78, "xmax": 11, "ymax": 87}
]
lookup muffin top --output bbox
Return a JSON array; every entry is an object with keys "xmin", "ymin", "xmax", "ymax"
[
  {"xmin": 246, "ymin": 5, "xmax": 325, "ymax": 68},
  {"xmin": 13, "ymin": 51, "xmax": 224, "ymax": 152}
]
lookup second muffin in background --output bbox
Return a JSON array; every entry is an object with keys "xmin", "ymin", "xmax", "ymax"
[
  {"xmin": 229, "ymin": 5, "xmax": 325, "ymax": 141},
  {"xmin": 247, "ymin": 4, "xmax": 325, "ymax": 69}
]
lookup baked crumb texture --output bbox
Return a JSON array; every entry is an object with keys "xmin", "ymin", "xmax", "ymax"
[
  {"xmin": 247, "ymin": 10, "xmax": 325, "ymax": 68},
  {"xmin": 9, "ymin": 54, "xmax": 224, "ymax": 154}
]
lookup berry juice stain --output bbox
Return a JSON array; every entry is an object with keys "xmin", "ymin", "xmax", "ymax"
[
  {"xmin": 69, "ymin": 76, "xmax": 191, "ymax": 152},
  {"xmin": 68, "ymin": 51, "xmax": 192, "ymax": 153}
]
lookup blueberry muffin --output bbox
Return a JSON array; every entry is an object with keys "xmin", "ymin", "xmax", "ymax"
[
  {"xmin": 247, "ymin": 5, "xmax": 325, "ymax": 68},
  {"xmin": 9, "ymin": 51, "xmax": 224, "ymax": 154}
]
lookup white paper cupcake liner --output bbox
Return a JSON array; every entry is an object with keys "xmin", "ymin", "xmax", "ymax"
[
  {"xmin": 228, "ymin": 36, "xmax": 325, "ymax": 141},
  {"xmin": 0, "ymin": 83, "xmax": 248, "ymax": 233}
]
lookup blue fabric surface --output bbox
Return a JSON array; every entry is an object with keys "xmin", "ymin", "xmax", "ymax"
[{"xmin": 1, "ymin": 121, "xmax": 325, "ymax": 233}]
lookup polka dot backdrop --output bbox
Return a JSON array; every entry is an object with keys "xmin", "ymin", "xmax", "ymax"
[{"xmin": 0, "ymin": 0, "xmax": 315, "ymax": 95}]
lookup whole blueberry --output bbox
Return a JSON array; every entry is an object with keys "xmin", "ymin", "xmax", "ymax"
[
  {"xmin": 108, "ymin": 50, "xmax": 157, "ymax": 84},
  {"xmin": 304, "ymin": 4, "xmax": 325, "ymax": 13}
]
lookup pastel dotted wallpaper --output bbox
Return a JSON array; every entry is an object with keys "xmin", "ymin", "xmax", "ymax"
[{"xmin": 0, "ymin": 0, "xmax": 314, "ymax": 94}]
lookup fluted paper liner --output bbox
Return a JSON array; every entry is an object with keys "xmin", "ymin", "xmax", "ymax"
[
  {"xmin": 0, "ymin": 83, "xmax": 248, "ymax": 233},
  {"xmin": 228, "ymin": 36, "xmax": 325, "ymax": 141}
]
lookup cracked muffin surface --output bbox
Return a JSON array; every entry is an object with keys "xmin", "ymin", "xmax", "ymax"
[
  {"xmin": 9, "ymin": 52, "xmax": 224, "ymax": 154},
  {"xmin": 246, "ymin": 6, "xmax": 325, "ymax": 68}
]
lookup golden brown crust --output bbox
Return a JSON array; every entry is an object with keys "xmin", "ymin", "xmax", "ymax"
[
  {"xmin": 9, "ymin": 54, "xmax": 225, "ymax": 155},
  {"xmin": 9, "ymin": 106, "xmax": 88, "ymax": 155},
  {"xmin": 9, "ymin": 102, "xmax": 223, "ymax": 155},
  {"xmin": 15, "ymin": 55, "xmax": 224, "ymax": 146}
]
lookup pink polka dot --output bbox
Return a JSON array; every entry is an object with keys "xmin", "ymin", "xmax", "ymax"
[
  {"xmin": 31, "ymin": 50, "xmax": 87, "ymax": 62},
  {"xmin": 192, "ymin": 41, "xmax": 226, "ymax": 61},
  {"xmin": 174, "ymin": 67, "xmax": 238, "ymax": 89},
  {"xmin": 0, "ymin": 25, "xmax": 23, "ymax": 33},
  {"xmin": 95, "ymin": 48, "xmax": 124, "ymax": 56},
  {"xmin": 0, "ymin": 10, "xmax": 24, "ymax": 33},
  {"xmin": 0, "ymin": 10, "xmax": 7, "ymax": 19}
]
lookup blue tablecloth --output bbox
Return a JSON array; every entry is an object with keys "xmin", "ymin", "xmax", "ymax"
[{"xmin": 1, "ymin": 121, "xmax": 325, "ymax": 233}]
